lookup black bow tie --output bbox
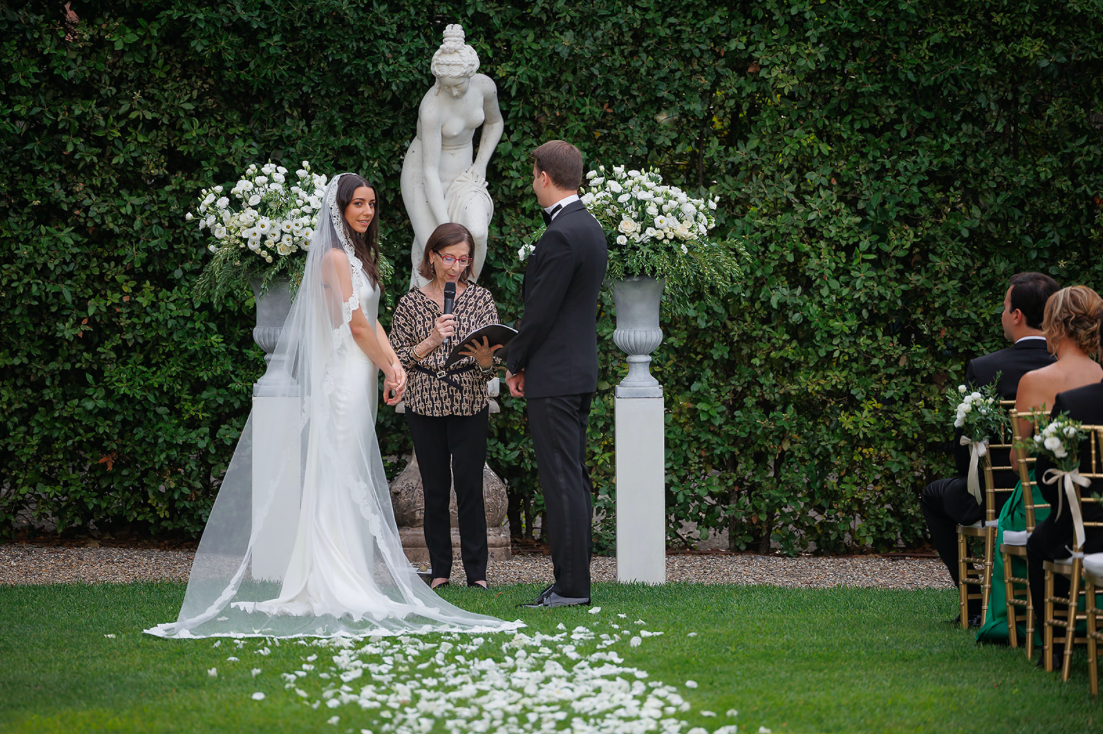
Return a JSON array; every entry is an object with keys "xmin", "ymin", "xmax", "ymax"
[{"xmin": 541, "ymin": 204, "xmax": 563, "ymax": 226}]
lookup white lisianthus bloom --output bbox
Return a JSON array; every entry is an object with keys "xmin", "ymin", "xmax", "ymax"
[
  {"xmin": 613, "ymin": 165, "xmax": 625, "ymax": 175},
  {"xmin": 261, "ymin": 163, "xmax": 276, "ymax": 174},
  {"xmin": 586, "ymin": 170, "xmax": 598, "ymax": 179},
  {"xmin": 1064, "ymin": 426, "xmax": 1078, "ymax": 438},
  {"xmin": 616, "ymin": 234, "xmax": 628, "ymax": 245},
  {"xmin": 280, "ymin": 220, "xmax": 293, "ymax": 233},
  {"xmin": 247, "ymin": 163, "xmax": 257, "ymax": 173},
  {"xmin": 647, "ymin": 204, "xmax": 659, "ymax": 216},
  {"xmin": 302, "ymin": 204, "xmax": 312, "ymax": 213},
  {"xmin": 961, "ymin": 403, "xmax": 972, "ymax": 414},
  {"xmin": 970, "ymin": 391, "xmax": 982, "ymax": 401},
  {"xmin": 301, "ymin": 160, "xmax": 309, "ymax": 169},
  {"xmin": 644, "ymin": 227, "xmax": 657, "ymax": 238},
  {"xmin": 272, "ymin": 172, "xmax": 285, "ymax": 183},
  {"xmin": 213, "ymin": 185, "xmax": 223, "ymax": 193},
  {"xmin": 591, "ymin": 177, "xmax": 604, "ymax": 186},
  {"xmin": 268, "ymin": 182, "xmax": 283, "ymax": 192},
  {"xmin": 309, "ymin": 197, "xmax": 322, "ymax": 209},
  {"xmin": 681, "ymin": 202, "xmax": 697, "ymax": 218},
  {"xmin": 202, "ymin": 193, "xmax": 216, "ymax": 206},
  {"xmin": 277, "ymin": 166, "xmax": 287, "ymax": 174},
  {"xmin": 213, "ymin": 225, "xmax": 227, "ymax": 239},
  {"xmin": 608, "ymin": 180, "xmax": 623, "ymax": 193},
  {"xmin": 681, "ymin": 244, "xmax": 689, "ymax": 255},
  {"xmin": 205, "ymin": 214, "xmax": 217, "ymax": 228},
  {"xmin": 248, "ymin": 194, "xmax": 262, "ymax": 206},
  {"xmin": 618, "ymin": 193, "xmax": 632, "ymax": 203},
  {"xmin": 301, "ymin": 227, "xmax": 314, "ymax": 242},
  {"xmin": 954, "ymin": 416, "xmax": 965, "ymax": 428},
  {"xmin": 580, "ymin": 193, "xmax": 594, "ymax": 206},
  {"xmin": 617, "ymin": 218, "xmax": 638, "ymax": 234},
  {"xmin": 208, "ymin": 244, "xmax": 219, "ymax": 253},
  {"xmin": 627, "ymin": 169, "xmax": 640, "ymax": 177},
  {"xmin": 276, "ymin": 241, "xmax": 294, "ymax": 256},
  {"xmin": 185, "ymin": 212, "xmax": 193, "ymax": 221},
  {"xmin": 291, "ymin": 220, "xmax": 304, "ymax": 234},
  {"xmin": 256, "ymin": 218, "xmax": 272, "ymax": 234},
  {"xmin": 255, "ymin": 175, "xmax": 268, "ymax": 186},
  {"xmin": 267, "ymin": 230, "xmax": 281, "ymax": 244},
  {"xmin": 296, "ymin": 169, "xmax": 308, "ymax": 179},
  {"xmin": 958, "ymin": 385, "xmax": 967, "ymax": 394},
  {"xmin": 654, "ymin": 215, "xmax": 669, "ymax": 229}
]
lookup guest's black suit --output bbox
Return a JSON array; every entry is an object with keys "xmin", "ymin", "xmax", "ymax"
[
  {"xmin": 921, "ymin": 338, "xmax": 1054, "ymax": 614},
  {"xmin": 1026, "ymin": 382, "xmax": 1103, "ymax": 621},
  {"xmin": 507, "ymin": 200, "xmax": 607, "ymax": 600}
]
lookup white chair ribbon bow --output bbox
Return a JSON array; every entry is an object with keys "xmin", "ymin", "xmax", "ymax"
[
  {"xmin": 1042, "ymin": 467, "xmax": 1090, "ymax": 549},
  {"xmin": 960, "ymin": 436, "xmax": 989, "ymax": 505}
]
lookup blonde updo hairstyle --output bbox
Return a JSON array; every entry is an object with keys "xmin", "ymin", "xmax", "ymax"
[
  {"xmin": 431, "ymin": 24, "xmax": 480, "ymax": 86},
  {"xmin": 1042, "ymin": 285, "xmax": 1103, "ymax": 357}
]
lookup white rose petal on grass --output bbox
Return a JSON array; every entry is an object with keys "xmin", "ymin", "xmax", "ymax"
[
  {"xmin": 226, "ymin": 656, "xmax": 239, "ymax": 662},
  {"xmin": 702, "ymin": 711, "xmax": 717, "ymax": 717},
  {"xmin": 685, "ymin": 680, "xmax": 698, "ymax": 688},
  {"xmin": 252, "ymin": 668, "xmax": 262, "ymax": 677},
  {"xmin": 251, "ymin": 692, "xmax": 265, "ymax": 701},
  {"xmin": 327, "ymin": 716, "xmax": 339, "ymax": 725},
  {"xmin": 588, "ymin": 607, "xmax": 602, "ymax": 614},
  {"xmin": 104, "ymin": 634, "xmax": 116, "ymax": 639},
  {"xmin": 618, "ymin": 613, "xmax": 627, "ymax": 618},
  {"xmin": 759, "ymin": 728, "xmax": 772, "ymax": 734},
  {"xmin": 630, "ymin": 636, "xmax": 642, "ymax": 647},
  {"xmin": 207, "ymin": 668, "xmax": 217, "ymax": 678},
  {"xmin": 687, "ymin": 632, "xmax": 698, "ymax": 637},
  {"xmin": 726, "ymin": 709, "xmax": 739, "ymax": 717}
]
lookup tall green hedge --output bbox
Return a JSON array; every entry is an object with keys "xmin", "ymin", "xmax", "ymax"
[{"xmin": 2, "ymin": 0, "xmax": 1101, "ymax": 552}]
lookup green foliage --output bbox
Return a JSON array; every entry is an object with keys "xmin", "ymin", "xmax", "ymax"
[{"xmin": 2, "ymin": 1, "xmax": 1102, "ymax": 553}]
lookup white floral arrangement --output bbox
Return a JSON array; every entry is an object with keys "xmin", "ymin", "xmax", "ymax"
[
  {"xmin": 948, "ymin": 378, "xmax": 1008, "ymax": 503},
  {"xmin": 1031, "ymin": 412, "xmax": 1087, "ymax": 470},
  {"xmin": 574, "ymin": 165, "xmax": 744, "ymax": 309},
  {"xmin": 192, "ymin": 161, "xmax": 328, "ymax": 303},
  {"xmin": 582, "ymin": 166, "xmax": 718, "ymax": 250}
]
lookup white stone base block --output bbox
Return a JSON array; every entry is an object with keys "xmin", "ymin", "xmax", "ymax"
[
  {"xmin": 251, "ymin": 396, "xmax": 301, "ymax": 582},
  {"xmin": 615, "ymin": 394, "xmax": 666, "ymax": 584}
]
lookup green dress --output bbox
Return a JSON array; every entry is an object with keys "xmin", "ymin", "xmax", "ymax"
[{"xmin": 977, "ymin": 469, "xmax": 1049, "ymax": 643}]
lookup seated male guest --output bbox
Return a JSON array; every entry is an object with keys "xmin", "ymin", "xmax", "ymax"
[
  {"xmin": 921, "ymin": 272, "xmax": 1059, "ymax": 624},
  {"xmin": 1026, "ymin": 298, "xmax": 1103, "ymax": 667}
]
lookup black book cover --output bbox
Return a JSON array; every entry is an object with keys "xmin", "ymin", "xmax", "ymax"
[{"xmin": 443, "ymin": 324, "xmax": 518, "ymax": 368}]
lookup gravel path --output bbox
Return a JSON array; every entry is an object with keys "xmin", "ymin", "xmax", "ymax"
[{"xmin": 0, "ymin": 545, "xmax": 952, "ymax": 590}]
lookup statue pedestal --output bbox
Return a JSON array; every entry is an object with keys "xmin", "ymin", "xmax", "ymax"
[{"xmin": 390, "ymin": 454, "xmax": 512, "ymax": 564}]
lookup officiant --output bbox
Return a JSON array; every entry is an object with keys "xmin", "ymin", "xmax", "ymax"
[{"xmin": 390, "ymin": 223, "xmax": 503, "ymax": 590}]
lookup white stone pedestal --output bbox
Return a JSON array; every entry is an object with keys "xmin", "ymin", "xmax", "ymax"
[
  {"xmin": 250, "ymin": 396, "xmax": 301, "ymax": 582},
  {"xmin": 615, "ymin": 385, "xmax": 666, "ymax": 584}
]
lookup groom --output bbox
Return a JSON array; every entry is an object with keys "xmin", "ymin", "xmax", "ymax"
[{"xmin": 506, "ymin": 140, "xmax": 608, "ymax": 608}]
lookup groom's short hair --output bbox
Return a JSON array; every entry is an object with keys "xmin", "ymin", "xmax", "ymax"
[
  {"xmin": 1009, "ymin": 272, "xmax": 1060, "ymax": 330},
  {"xmin": 531, "ymin": 140, "xmax": 583, "ymax": 191}
]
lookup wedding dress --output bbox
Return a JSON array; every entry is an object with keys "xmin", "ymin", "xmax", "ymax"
[{"xmin": 145, "ymin": 173, "xmax": 521, "ymax": 639}]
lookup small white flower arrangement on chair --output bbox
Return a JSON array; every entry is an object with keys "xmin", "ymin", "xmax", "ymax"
[{"xmin": 948, "ymin": 377, "xmax": 1008, "ymax": 504}]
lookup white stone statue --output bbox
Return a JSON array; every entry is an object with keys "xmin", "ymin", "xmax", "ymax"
[{"xmin": 401, "ymin": 24, "xmax": 504, "ymax": 287}]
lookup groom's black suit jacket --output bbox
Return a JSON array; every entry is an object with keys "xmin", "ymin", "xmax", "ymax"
[
  {"xmin": 1031, "ymin": 382, "xmax": 1103, "ymax": 560},
  {"xmin": 507, "ymin": 201, "xmax": 608, "ymax": 398},
  {"xmin": 953, "ymin": 339, "xmax": 1055, "ymax": 483}
]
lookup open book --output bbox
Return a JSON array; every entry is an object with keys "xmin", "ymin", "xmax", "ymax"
[{"xmin": 443, "ymin": 324, "xmax": 518, "ymax": 368}]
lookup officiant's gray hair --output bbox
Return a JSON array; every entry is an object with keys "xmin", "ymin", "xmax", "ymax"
[{"xmin": 431, "ymin": 24, "xmax": 479, "ymax": 79}]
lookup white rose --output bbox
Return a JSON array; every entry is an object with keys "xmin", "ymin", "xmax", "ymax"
[
  {"xmin": 276, "ymin": 242, "xmax": 294, "ymax": 256},
  {"xmin": 957, "ymin": 385, "xmax": 967, "ymax": 394},
  {"xmin": 1044, "ymin": 436, "xmax": 1063, "ymax": 453},
  {"xmin": 970, "ymin": 391, "xmax": 982, "ymax": 401},
  {"xmin": 616, "ymin": 235, "xmax": 628, "ymax": 245},
  {"xmin": 617, "ymin": 218, "xmax": 638, "ymax": 234}
]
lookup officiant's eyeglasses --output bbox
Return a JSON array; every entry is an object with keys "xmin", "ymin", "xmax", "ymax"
[{"xmin": 437, "ymin": 255, "xmax": 472, "ymax": 267}]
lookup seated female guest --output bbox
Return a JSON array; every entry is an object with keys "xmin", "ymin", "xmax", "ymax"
[
  {"xmin": 389, "ymin": 223, "xmax": 502, "ymax": 590},
  {"xmin": 1026, "ymin": 292, "xmax": 1103, "ymax": 665}
]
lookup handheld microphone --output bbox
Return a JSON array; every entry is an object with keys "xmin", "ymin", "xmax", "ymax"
[{"xmin": 443, "ymin": 282, "xmax": 456, "ymax": 348}]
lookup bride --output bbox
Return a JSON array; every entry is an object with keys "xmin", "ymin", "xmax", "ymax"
[{"xmin": 146, "ymin": 173, "xmax": 521, "ymax": 638}]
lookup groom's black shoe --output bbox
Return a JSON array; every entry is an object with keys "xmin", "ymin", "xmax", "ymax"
[
  {"xmin": 517, "ymin": 583, "xmax": 555, "ymax": 608},
  {"xmin": 521, "ymin": 591, "xmax": 591, "ymax": 608}
]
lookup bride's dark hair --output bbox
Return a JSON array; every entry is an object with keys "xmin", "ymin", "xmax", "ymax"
[{"xmin": 335, "ymin": 174, "xmax": 383, "ymax": 290}]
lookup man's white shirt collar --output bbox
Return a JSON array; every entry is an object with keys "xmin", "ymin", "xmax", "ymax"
[
  {"xmin": 544, "ymin": 194, "xmax": 579, "ymax": 221},
  {"xmin": 1015, "ymin": 336, "xmax": 1047, "ymax": 343}
]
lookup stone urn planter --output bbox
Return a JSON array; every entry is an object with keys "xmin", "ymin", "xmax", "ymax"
[
  {"xmin": 612, "ymin": 276, "xmax": 665, "ymax": 396},
  {"xmin": 250, "ymin": 277, "xmax": 296, "ymax": 398}
]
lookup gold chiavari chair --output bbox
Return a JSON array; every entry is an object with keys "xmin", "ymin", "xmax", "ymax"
[
  {"xmin": 1042, "ymin": 425, "xmax": 1103, "ymax": 680},
  {"xmin": 1002, "ymin": 409, "xmax": 1050, "ymax": 656},
  {"xmin": 956, "ymin": 400, "xmax": 1018, "ymax": 629},
  {"xmin": 1083, "ymin": 557, "xmax": 1103, "ymax": 696}
]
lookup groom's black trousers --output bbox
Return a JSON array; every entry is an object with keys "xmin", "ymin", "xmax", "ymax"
[
  {"xmin": 528, "ymin": 393, "xmax": 594, "ymax": 599},
  {"xmin": 405, "ymin": 407, "xmax": 489, "ymax": 584}
]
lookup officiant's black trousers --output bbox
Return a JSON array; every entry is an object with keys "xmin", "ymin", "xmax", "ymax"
[
  {"xmin": 921, "ymin": 476, "xmax": 986, "ymax": 616},
  {"xmin": 528, "ymin": 393, "xmax": 594, "ymax": 599},
  {"xmin": 405, "ymin": 407, "xmax": 489, "ymax": 584}
]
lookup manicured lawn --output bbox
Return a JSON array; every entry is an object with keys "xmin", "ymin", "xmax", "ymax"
[{"xmin": 1, "ymin": 582, "xmax": 1100, "ymax": 733}]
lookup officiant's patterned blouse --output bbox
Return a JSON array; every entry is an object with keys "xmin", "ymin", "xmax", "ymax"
[{"xmin": 390, "ymin": 284, "xmax": 500, "ymax": 416}]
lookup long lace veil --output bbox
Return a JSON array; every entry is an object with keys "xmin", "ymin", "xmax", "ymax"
[{"xmin": 146, "ymin": 174, "xmax": 521, "ymax": 638}]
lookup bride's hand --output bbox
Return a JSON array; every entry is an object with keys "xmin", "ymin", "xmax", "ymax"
[{"xmin": 384, "ymin": 364, "xmax": 406, "ymax": 405}]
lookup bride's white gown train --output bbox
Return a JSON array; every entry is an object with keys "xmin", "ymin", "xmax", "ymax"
[{"xmin": 145, "ymin": 174, "xmax": 521, "ymax": 639}]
